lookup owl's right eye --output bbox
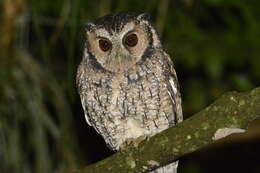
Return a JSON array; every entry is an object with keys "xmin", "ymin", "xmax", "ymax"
[{"xmin": 99, "ymin": 39, "xmax": 111, "ymax": 52}]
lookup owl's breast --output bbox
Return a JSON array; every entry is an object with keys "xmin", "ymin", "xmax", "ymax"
[{"xmin": 82, "ymin": 62, "xmax": 174, "ymax": 150}]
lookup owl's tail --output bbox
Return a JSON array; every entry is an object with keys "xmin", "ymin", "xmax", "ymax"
[{"xmin": 149, "ymin": 161, "xmax": 178, "ymax": 173}]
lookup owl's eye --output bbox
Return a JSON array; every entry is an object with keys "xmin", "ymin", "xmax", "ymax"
[
  {"xmin": 99, "ymin": 39, "xmax": 111, "ymax": 52},
  {"xmin": 124, "ymin": 33, "xmax": 138, "ymax": 47}
]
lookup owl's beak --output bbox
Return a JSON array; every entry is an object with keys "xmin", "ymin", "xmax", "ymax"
[{"xmin": 114, "ymin": 48, "xmax": 125, "ymax": 64}]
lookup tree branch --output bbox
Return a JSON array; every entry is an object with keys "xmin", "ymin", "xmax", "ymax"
[{"xmin": 73, "ymin": 87, "xmax": 260, "ymax": 173}]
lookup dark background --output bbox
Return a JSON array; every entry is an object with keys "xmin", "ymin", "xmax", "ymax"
[{"xmin": 1, "ymin": 0, "xmax": 260, "ymax": 173}]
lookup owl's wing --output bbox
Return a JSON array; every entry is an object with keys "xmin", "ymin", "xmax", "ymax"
[
  {"xmin": 164, "ymin": 53, "xmax": 183, "ymax": 125},
  {"xmin": 76, "ymin": 63, "xmax": 93, "ymax": 127}
]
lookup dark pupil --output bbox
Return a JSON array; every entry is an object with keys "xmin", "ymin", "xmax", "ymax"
[
  {"xmin": 126, "ymin": 34, "xmax": 138, "ymax": 47},
  {"xmin": 99, "ymin": 40, "xmax": 110, "ymax": 51}
]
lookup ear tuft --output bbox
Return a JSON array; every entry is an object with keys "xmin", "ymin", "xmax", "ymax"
[
  {"xmin": 137, "ymin": 13, "xmax": 151, "ymax": 21},
  {"xmin": 84, "ymin": 23, "xmax": 95, "ymax": 32}
]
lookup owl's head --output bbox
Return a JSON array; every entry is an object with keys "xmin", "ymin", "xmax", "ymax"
[{"xmin": 83, "ymin": 12, "xmax": 162, "ymax": 72}]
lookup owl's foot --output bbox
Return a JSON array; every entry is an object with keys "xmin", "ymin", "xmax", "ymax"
[{"xmin": 119, "ymin": 135, "xmax": 148, "ymax": 152}]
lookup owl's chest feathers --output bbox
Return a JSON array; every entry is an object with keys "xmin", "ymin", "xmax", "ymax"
[
  {"xmin": 92, "ymin": 64, "xmax": 168, "ymax": 114},
  {"xmin": 83, "ymin": 59, "xmax": 174, "ymax": 149},
  {"xmin": 97, "ymin": 65, "xmax": 162, "ymax": 115}
]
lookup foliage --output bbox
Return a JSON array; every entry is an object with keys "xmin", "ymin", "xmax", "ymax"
[{"xmin": 0, "ymin": 51, "xmax": 77, "ymax": 173}]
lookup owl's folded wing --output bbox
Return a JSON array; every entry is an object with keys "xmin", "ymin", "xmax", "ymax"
[{"xmin": 163, "ymin": 52, "xmax": 183, "ymax": 125}]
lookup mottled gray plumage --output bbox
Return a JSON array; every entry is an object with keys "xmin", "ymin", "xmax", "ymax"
[{"xmin": 76, "ymin": 13, "xmax": 183, "ymax": 173}]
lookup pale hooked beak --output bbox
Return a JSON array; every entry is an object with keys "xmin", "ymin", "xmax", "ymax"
[
  {"xmin": 114, "ymin": 47, "xmax": 125, "ymax": 64},
  {"xmin": 108, "ymin": 45, "xmax": 129, "ymax": 72}
]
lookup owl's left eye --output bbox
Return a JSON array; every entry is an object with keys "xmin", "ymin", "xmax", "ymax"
[
  {"xmin": 124, "ymin": 33, "xmax": 138, "ymax": 47},
  {"xmin": 99, "ymin": 39, "xmax": 112, "ymax": 52}
]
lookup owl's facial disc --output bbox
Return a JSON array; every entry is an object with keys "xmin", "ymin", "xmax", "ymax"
[{"xmin": 86, "ymin": 20, "xmax": 151, "ymax": 72}]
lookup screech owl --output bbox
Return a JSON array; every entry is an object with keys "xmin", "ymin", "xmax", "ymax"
[{"xmin": 76, "ymin": 13, "xmax": 183, "ymax": 173}]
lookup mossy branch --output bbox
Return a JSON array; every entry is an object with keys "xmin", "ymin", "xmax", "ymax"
[{"xmin": 73, "ymin": 87, "xmax": 260, "ymax": 173}]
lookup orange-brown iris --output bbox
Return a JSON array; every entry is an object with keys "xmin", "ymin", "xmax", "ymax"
[
  {"xmin": 124, "ymin": 33, "xmax": 138, "ymax": 47},
  {"xmin": 99, "ymin": 39, "xmax": 111, "ymax": 52}
]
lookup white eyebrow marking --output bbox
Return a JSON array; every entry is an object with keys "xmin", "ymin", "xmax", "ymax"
[{"xmin": 94, "ymin": 28, "xmax": 111, "ymax": 39}]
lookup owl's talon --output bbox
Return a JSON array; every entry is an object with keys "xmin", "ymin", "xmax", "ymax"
[{"xmin": 119, "ymin": 135, "xmax": 148, "ymax": 152}]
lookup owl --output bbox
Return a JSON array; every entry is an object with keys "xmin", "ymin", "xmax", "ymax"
[{"xmin": 76, "ymin": 13, "xmax": 183, "ymax": 173}]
